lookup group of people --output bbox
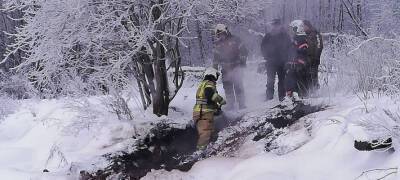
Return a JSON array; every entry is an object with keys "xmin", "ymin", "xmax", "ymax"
[
  {"xmin": 262, "ymin": 19, "xmax": 323, "ymax": 101},
  {"xmin": 193, "ymin": 19, "xmax": 324, "ymax": 149}
]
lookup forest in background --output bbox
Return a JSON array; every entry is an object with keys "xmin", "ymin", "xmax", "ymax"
[{"xmin": 0, "ymin": 0, "xmax": 398, "ymax": 116}]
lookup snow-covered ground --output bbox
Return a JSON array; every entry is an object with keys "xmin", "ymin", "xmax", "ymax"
[
  {"xmin": 144, "ymin": 95, "xmax": 400, "ymax": 180},
  {"xmin": 0, "ymin": 61, "xmax": 399, "ymax": 180}
]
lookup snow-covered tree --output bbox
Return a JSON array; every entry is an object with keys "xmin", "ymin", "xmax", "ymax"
[
  {"xmin": 3, "ymin": 0, "xmax": 195, "ymax": 116},
  {"xmin": 365, "ymin": 0, "xmax": 400, "ymax": 37}
]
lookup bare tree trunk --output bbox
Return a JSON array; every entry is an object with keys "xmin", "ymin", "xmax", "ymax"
[
  {"xmin": 0, "ymin": 3, "xmax": 23, "ymax": 72},
  {"xmin": 152, "ymin": 42, "xmax": 170, "ymax": 116},
  {"xmin": 136, "ymin": 78, "xmax": 148, "ymax": 110},
  {"xmin": 282, "ymin": 0, "xmax": 287, "ymax": 24},
  {"xmin": 356, "ymin": 0, "xmax": 362, "ymax": 30},
  {"xmin": 169, "ymin": 19, "xmax": 185, "ymax": 101},
  {"xmin": 187, "ymin": 37, "xmax": 192, "ymax": 66},
  {"xmin": 151, "ymin": 0, "xmax": 170, "ymax": 116},
  {"xmin": 195, "ymin": 19, "xmax": 206, "ymax": 66},
  {"xmin": 333, "ymin": 0, "xmax": 338, "ymax": 32},
  {"xmin": 340, "ymin": 0, "xmax": 368, "ymax": 37},
  {"xmin": 305, "ymin": 0, "xmax": 308, "ymax": 19},
  {"xmin": 327, "ymin": 0, "xmax": 332, "ymax": 32},
  {"xmin": 134, "ymin": 51, "xmax": 154, "ymax": 110},
  {"xmin": 339, "ymin": 3, "xmax": 344, "ymax": 31},
  {"xmin": 319, "ymin": 0, "xmax": 323, "ymax": 30}
]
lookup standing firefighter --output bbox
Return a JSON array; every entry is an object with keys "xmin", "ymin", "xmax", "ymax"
[
  {"xmin": 213, "ymin": 24, "xmax": 248, "ymax": 110},
  {"xmin": 261, "ymin": 19, "xmax": 292, "ymax": 101},
  {"xmin": 283, "ymin": 20, "xmax": 310, "ymax": 101},
  {"xmin": 193, "ymin": 67, "xmax": 226, "ymax": 149},
  {"xmin": 303, "ymin": 20, "xmax": 323, "ymax": 91}
]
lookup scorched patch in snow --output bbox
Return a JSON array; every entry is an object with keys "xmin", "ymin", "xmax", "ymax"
[{"xmin": 84, "ymin": 101, "xmax": 325, "ymax": 179}]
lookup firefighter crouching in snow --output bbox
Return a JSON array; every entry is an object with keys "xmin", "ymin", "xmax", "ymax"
[
  {"xmin": 283, "ymin": 20, "xmax": 310, "ymax": 102},
  {"xmin": 213, "ymin": 24, "xmax": 248, "ymax": 110},
  {"xmin": 193, "ymin": 67, "xmax": 226, "ymax": 149}
]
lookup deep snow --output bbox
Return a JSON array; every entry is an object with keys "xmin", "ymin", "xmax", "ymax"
[
  {"xmin": 144, "ymin": 96, "xmax": 400, "ymax": 180},
  {"xmin": 0, "ymin": 61, "xmax": 399, "ymax": 180}
]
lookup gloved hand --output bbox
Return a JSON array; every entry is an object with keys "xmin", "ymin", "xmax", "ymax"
[{"xmin": 214, "ymin": 107, "xmax": 222, "ymax": 116}]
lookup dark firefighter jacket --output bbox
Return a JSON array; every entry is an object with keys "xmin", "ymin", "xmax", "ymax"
[
  {"xmin": 260, "ymin": 30, "xmax": 292, "ymax": 66},
  {"xmin": 213, "ymin": 35, "xmax": 248, "ymax": 69}
]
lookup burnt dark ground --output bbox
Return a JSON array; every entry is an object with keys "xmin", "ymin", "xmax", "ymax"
[
  {"xmin": 82, "ymin": 102, "xmax": 325, "ymax": 180},
  {"xmin": 354, "ymin": 138, "xmax": 393, "ymax": 151}
]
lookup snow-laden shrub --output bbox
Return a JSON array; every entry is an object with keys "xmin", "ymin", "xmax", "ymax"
[
  {"xmin": 0, "ymin": 95, "xmax": 19, "ymax": 121},
  {"xmin": 319, "ymin": 34, "xmax": 363, "ymax": 95},
  {"xmin": 62, "ymin": 97, "xmax": 108, "ymax": 136},
  {"xmin": 346, "ymin": 37, "xmax": 400, "ymax": 98},
  {"xmin": 105, "ymin": 89, "xmax": 134, "ymax": 121},
  {"xmin": 0, "ymin": 72, "xmax": 34, "ymax": 99},
  {"xmin": 321, "ymin": 35, "xmax": 400, "ymax": 99}
]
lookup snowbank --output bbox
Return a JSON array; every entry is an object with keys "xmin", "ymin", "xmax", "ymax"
[
  {"xmin": 1, "ymin": 62, "xmax": 400, "ymax": 180},
  {"xmin": 144, "ymin": 96, "xmax": 400, "ymax": 180}
]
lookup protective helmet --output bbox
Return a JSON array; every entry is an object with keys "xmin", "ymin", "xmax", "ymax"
[
  {"xmin": 204, "ymin": 67, "xmax": 220, "ymax": 80},
  {"xmin": 214, "ymin": 24, "xmax": 228, "ymax": 35},
  {"xmin": 289, "ymin": 20, "xmax": 306, "ymax": 36}
]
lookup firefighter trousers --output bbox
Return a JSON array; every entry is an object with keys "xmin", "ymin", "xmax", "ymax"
[{"xmin": 193, "ymin": 111, "xmax": 215, "ymax": 147}]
